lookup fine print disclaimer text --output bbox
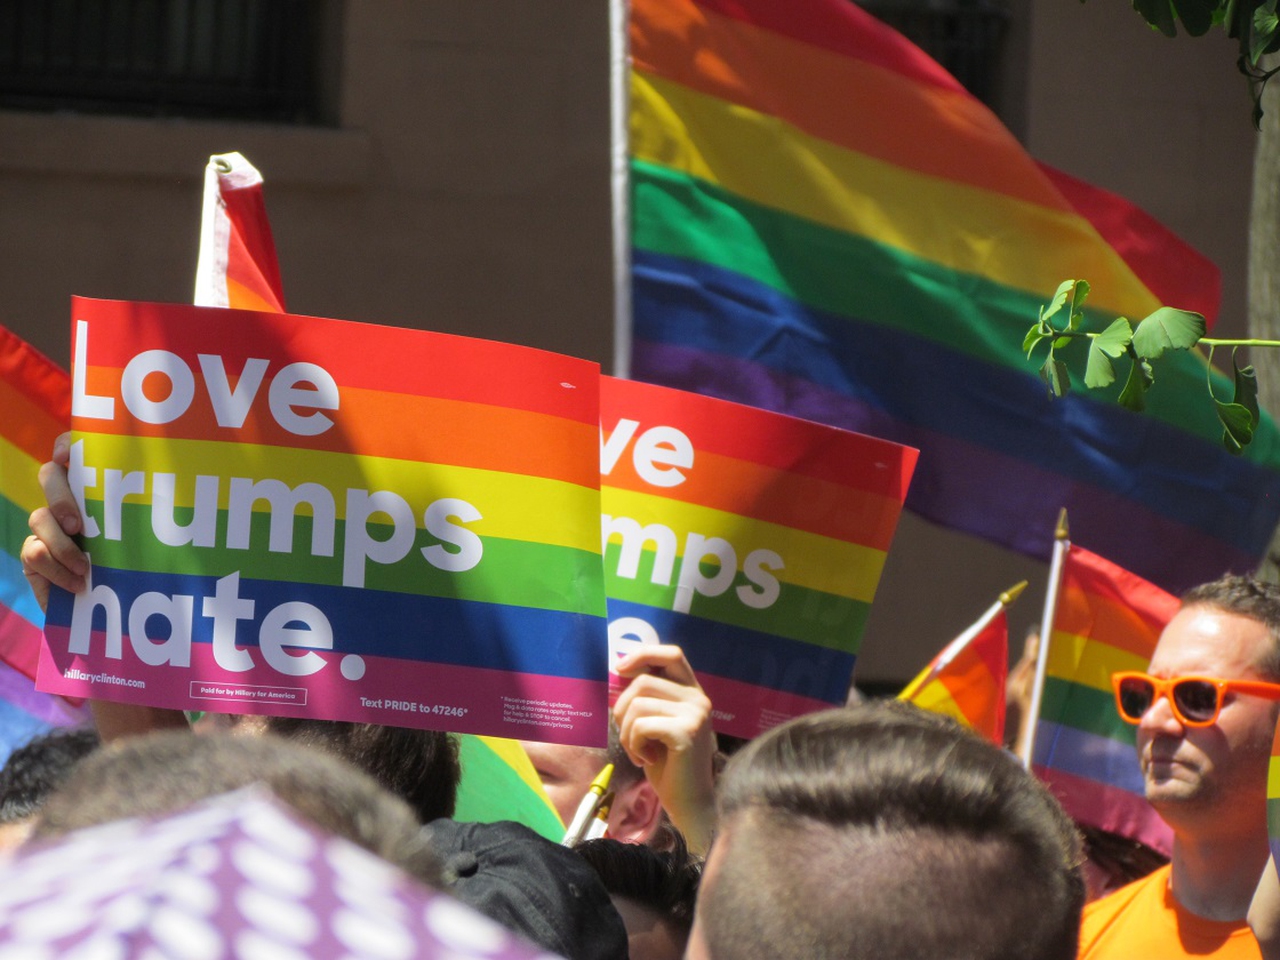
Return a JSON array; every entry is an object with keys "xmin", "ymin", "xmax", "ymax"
[{"xmin": 501, "ymin": 696, "xmax": 593, "ymax": 731}]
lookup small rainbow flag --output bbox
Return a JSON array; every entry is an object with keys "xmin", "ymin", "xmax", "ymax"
[
  {"xmin": 40, "ymin": 298, "xmax": 608, "ymax": 746},
  {"xmin": 627, "ymin": 0, "xmax": 1280, "ymax": 595},
  {"xmin": 899, "ymin": 589, "xmax": 1016, "ymax": 745},
  {"xmin": 1033, "ymin": 544, "xmax": 1176, "ymax": 854},
  {"xmin": 0, "ymin": 324, "xmax": 88, "ymax": 761},
  {"xmin": 194, "ymin": 152, "xmax": 286, "ymax": 313},
  {"xmin": 601, "ymin": 375, "xmax": 916, "ymax": 738}
]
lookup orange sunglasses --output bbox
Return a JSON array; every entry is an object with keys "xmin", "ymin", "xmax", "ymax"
[{"xmin": 1111, "ymin": 671, "xmax": 1280, "ymax": 727}]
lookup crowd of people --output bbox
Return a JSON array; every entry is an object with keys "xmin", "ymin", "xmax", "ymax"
[{"xmin": 8, "ymin": 432, "xmax": 1280, "ymax": 958}]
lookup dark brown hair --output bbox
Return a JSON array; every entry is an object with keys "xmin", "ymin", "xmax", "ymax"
[{"xmin": 698, "ymin": 701, "xmax": 1084, "ymax": 960}]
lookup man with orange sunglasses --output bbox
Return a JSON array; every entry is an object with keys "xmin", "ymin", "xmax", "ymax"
[{"xmin": 1079, "ymin": 575, "xmax": 1280, "ymax": 960}]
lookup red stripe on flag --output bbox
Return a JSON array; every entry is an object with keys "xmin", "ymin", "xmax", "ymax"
[
  {"xmin": 1038, "ymin": 164, "xmax": 1220, "ymax": 329},
  {"xmin": 689, "ymin": 0, "xmax": 963, "ymax": 93},
  {"xmin": 0, "ymin": 325, "xmax": 70, "ymax": 461}
]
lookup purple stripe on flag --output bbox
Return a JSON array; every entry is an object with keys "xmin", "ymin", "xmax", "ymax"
[
  {"xmin": 1032, "ymin": 719, "xmax": 1145, "ymax": 795},
  {"xmin": 632, "ymin": 339, "xmax": 1255, "ymax": 593},
  {"xmin": 0, "ymin": 660, "xmax": 83, "ymax": 728}
]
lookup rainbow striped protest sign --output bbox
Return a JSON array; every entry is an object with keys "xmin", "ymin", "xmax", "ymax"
[
  {"xmin": 39, "ymin": 298, "xmax": 609, "ymax": 746},
  {"xmin": 601, "ymin": 376, "xmax": 916, "ymax": 738}
]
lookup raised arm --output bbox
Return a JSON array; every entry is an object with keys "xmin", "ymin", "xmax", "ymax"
[{"xmin": 611, "ymin": 644, "xmax": 718, "ymax": 855}]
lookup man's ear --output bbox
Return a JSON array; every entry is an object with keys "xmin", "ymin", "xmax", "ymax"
[{"xmin": 606, "ymin": 777, "xmax": 664, "ymax": 844}]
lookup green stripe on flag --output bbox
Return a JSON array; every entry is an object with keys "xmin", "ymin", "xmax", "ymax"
[
  {"xmin": 453, "ymin": 734, "xmax": 564, "ymax": 842},
  {"xmin": 1040, "ymin": 677, "xmax": 1136, "ymax": 744},
  {"xmin": 632, "ymin": 160, "xmax": 1277, "ymax": 458},
  {"xmin": 85, "ymin": 503, "xmax": 601, "ymax": 613}
]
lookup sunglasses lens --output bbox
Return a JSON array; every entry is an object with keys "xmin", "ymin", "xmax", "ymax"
[
  {"xmin": 1117, "ymin": 678, "xmax": 1154, "ymax": 721},
  {"xmin": 1173, "ymin": 680, "xmax": 1220, "ymax": 723}
]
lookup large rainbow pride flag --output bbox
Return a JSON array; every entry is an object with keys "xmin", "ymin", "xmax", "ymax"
[
  {"xmin": 627, "ymin": 0, "xmax": 1280, "ymax": 594},
  {"xmin": 601, "ymin": 375, "xmax": 915, "ymax": 738},
  {"xmin": 1033, "ymin": 544, "xmax": 1176, "ymax": 854},
  {"xmin": 40, "ymin": 298, "xmax": 609, "ymax": 746},
  {"xmin": 0, "ymin": 324, "xmax": 87, "ymax": 762}
]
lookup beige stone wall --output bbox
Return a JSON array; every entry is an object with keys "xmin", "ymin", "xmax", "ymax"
[
  {"xmin": 1024, "ymin": 0, "xmax": 1255, "ymax": 337},
  {"xmin": 0, "ymin": 1, "xmax": 1258, "ymax": 688},
  {"xmin": 0, "ymin": 1, "xmax": 613, "ymax": 367}
]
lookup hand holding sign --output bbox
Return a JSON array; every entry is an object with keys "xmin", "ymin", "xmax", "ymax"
[
  {"xmin": 21, "ymin": 432, "xmax": 87, "ymax": 606},
  {"xmin": 612, "ymin": 643, "xmax": 717, "ymax": 855}
]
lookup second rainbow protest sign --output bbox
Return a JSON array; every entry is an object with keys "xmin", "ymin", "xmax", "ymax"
[{"xmin": 601, "ymin": 376, "xmax": 917, "ymax": 738}]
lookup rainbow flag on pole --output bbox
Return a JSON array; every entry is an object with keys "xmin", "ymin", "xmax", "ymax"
[
  {"xmin": 0, "ymin": 324, "xmax": 87, "ymax": 762},
  {"xmin": 626, "ymin": 0, "xmax": 1280, "ymax": 594},
  {"xmin": 40, "ymin": 298, "xmax": 608, "ymax": 746},
  {"xmin": 899, "ymin": 585, "xmax": 1019, "ymax": 745},
  {"xmin": 601, "ymin": 375, "xmax": 915, "ymax": 738},
  {"xmin": 1032, "ymin": 544, "xmax": 1175, "ymax": 854}
]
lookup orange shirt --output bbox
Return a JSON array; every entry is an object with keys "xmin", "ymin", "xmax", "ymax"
[{"xmin": 1079, "ymin": 864, "xmax": 1262, "ymax": 959}]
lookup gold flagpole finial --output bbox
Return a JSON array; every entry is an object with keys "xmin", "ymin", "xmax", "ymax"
[
  {"xmin": 999, "ymin": 580, "xmax": 1028, "ymax": 607},
  {"xmin": 1054, "ymin": 508, "xmax": 1069, "ymax": 541}
]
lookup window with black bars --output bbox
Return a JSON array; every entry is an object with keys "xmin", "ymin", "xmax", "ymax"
[
  {"xmin": 856, "ymin": 0, "xmax": 1010, "ymax": 108},
  {"xmin": 0, "ymin": 0, "xmax": 322, "ymax": 123}
]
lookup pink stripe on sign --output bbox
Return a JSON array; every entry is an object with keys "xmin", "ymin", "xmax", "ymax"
[
  {"xmin": 1034, "ymin": 764, "xmax": 1172, "ymax": 856},
  {"xmin": 610, "ymin": 667, "xmax": 838, "ymax": 738},
  {"xmin": 38, "ymin": 631, "xmax": 609, "ymax": 748},
  {"xmin": 699, "ymin": 672, "xmax": 837, "ymax": 737}
]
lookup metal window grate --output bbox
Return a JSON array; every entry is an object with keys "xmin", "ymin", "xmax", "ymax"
[
  {"xmin": 0, "ymin": 0, "xmax": 320, "ymax": 123},
  {"xmin": 856, "ymin": 0, "xmax": 1010, "ymax": 108}
]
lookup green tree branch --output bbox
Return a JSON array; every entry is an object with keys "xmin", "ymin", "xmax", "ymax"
[{"xmin": 1026, "ymin": 279, "xmax": 1272, "ymax": 452}]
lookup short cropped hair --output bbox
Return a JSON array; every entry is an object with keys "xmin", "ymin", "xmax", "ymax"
[
  {"xmin": 32, "ymin": 730, "xmax": 441, "ymax": 885},
  {"xmin": 1181, "ymin": 574, "xmax": 1280, "ymax": 679},
  {"xmin": 264, "ymin": 718, "xmax": 460, "ymax": 823},
  {"xmin": 0, "ymin": 727, "xmax": 100, "ymax": 825},
  {"xmin": 697, "ymin": 701, "xmax": 1084, "ymax": 960}
]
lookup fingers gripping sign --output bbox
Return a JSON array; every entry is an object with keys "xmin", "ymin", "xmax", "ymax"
[
  {"xmin": 24, "ymin": 432, "xmax": 90, "ymax": 608},
  {"xmin": 611, "ymin": 643, "xmax": 718, "ymax": 855}
]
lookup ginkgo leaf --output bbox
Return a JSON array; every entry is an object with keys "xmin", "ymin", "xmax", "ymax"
[
  {"xmin": 1040, "ymin": 355, "xmax": 1070, "ymax": 398},
  {"xmin": 1118, "ymin": 356, "xmax": 1154, "ymax": 412},
  {"xmin": 1131, "ymin": 307, "xmax": 1206, "ymax": 359},
  {"xmin": 1084, "ymin": 318, "xmax": 1134, "ymax": 389}
]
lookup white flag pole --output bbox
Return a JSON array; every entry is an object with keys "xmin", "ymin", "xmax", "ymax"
[
  {"xmin": 1017, "ymin": 509, "xmax": 1070, "ymax": 766},
  {"xmin": 609, "ymin": 0, "xmax": 633, "ymax": 379}
]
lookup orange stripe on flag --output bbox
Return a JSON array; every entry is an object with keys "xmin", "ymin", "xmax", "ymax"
[{"xmin": 901, "ymin": 609, "xmax": 1007, "ymax": 744}]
